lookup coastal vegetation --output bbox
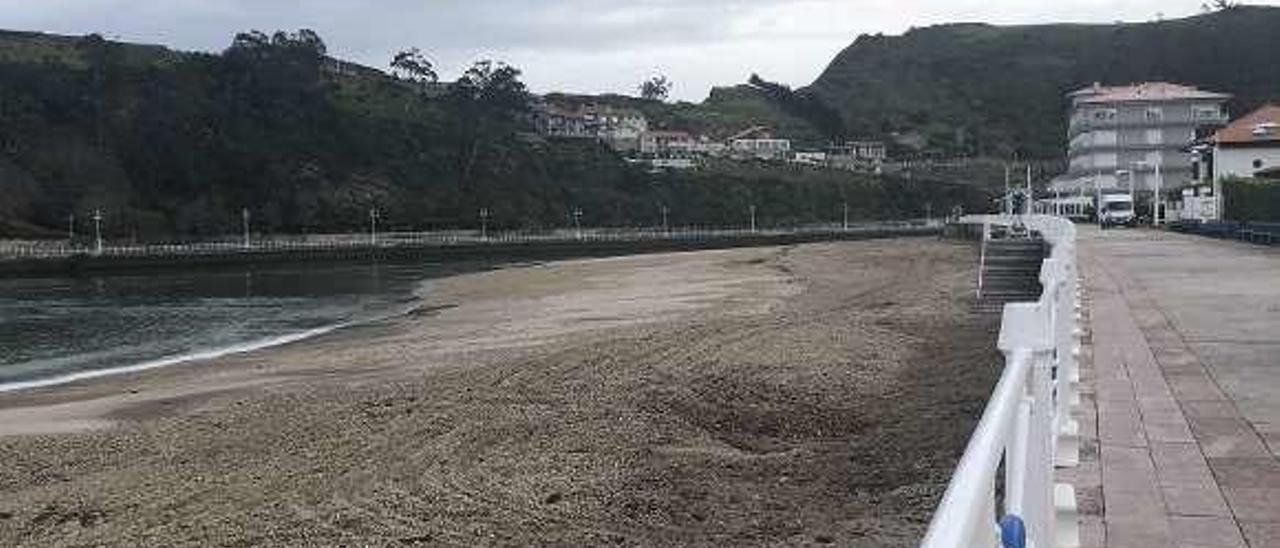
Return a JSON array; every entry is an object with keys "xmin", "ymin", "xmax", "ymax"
[
  {"xmin": 0, "ymin": 29, "xmax": 978, "ymax": 239},
  {"xmin": 5, "ymin": 6, "xmax": 1279, "ymax": 238}
]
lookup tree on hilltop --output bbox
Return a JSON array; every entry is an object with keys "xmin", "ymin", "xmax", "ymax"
[
  {"xmin": 639, "ymin": 74, "xmax": 671, "ymax": 101},
  {"xmin": 447, "ymin": 60, "xmax": 530, "ymax": 182},
  {"xmin": 390, "ymin": 47, "xmax": 438, "ymax": 88}
]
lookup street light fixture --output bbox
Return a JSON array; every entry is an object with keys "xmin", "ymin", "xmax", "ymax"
[
  {"xmin": 572, "ymin": 207, "xmax": 583, "ymax": 240},
  {"xmin": 749, "ymin": 204, "xmax": 757, "ymax": 233},
  {"xmin": 92, "ymin": 209, "xmax": 103, "ymax": 255},
  {"xmin": 659, "ymin": 204, "xmax": 669, "ymax": 233},
  {"xmin": 369, "ymin": 207, "xmax": 380, "ymax": 246},
  {"xmin": 479, "ymin": 207, "xmax": 490, "ymax": 240},
  {"xmin": 242, "ymin": 208, "xmax": 251, "ymax": 249}
]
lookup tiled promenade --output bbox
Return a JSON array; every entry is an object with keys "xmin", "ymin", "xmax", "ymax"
[{"xmin": 1073, "ymin": 227, "xmax": 1280, "ymax": 548}]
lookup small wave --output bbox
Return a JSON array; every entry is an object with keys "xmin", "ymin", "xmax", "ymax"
[
  {"xmin": 0, "ymin": 324, "xmax": 344, "ymax": 394},
  {"xmin": 0, "ymin": 292, "xmax": 432, "ymax": 395}
]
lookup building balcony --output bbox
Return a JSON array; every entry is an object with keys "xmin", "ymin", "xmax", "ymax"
[{"xmin": 1067, "ymin": 114, "xmax": 1228, "ymax": 138}]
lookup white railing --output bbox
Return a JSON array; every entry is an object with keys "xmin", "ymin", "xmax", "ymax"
[
  {"xmin": 0, "ymin": 221, "xmax": 943, "ymax": 262},
  {"xmin": 922, "ymin": 214, "xmax": 1081, "ymax": 548}
]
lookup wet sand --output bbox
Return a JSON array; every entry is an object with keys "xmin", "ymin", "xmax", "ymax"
[{"xmin": 0, "ymin": 238, "xmax": 999, "ymax": 547}]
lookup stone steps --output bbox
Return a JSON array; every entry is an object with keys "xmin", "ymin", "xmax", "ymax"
[{"xmin": 977, "ymin": 236, "xmax": 1046, "ymax": 313}]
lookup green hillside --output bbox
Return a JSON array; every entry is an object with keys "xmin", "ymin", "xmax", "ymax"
[
  {"xmin": 0, "ymin": 29, "xmax": 973, "ymax": 239},
  {"xmin": 806, "ymin": 6, "xmax": 1280, "ymax": 158}
]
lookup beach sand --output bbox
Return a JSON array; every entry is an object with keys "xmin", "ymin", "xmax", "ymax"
[{"xmin": 0, "ymin": 238, "xmax": 999, "ymax": 547}]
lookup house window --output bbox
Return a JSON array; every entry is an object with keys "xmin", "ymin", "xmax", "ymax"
[
  {"xmin": 1145, "ymin": 107, "xmax": 1163, "ymax": 122},
  {"xmin": 1093, "ymin": 108, "xmax": 1117, "ymax": 121},
  {"xmin": 1193, "ymin": 106, "xmax": 1220, "ymax": 120},
  {"xmin": 1255, "ymin": 159, "xmax": 1265, "ymax": 169}
]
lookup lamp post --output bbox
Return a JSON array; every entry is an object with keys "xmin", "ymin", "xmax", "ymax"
[
  {"xmin": 660, "ymin": 204, "xmax": 669, "ymax": 233},
  {"xmin": 749, "ymin": 204, "xmax": 757, "ymax": 233},
  {"xmin": 369, "ymin": 207, "xmax": 379, "ymax": 246},
  {"xmin": 92, "ymin": 209, "xmax": 103, "ymax": 255},
  {"xmin": 242, "ymin": 208, "xmax": 251, "ymax": 249},
  {"xmin": 572, "ymin": 207, "xmax": 583, "ymax": 240},
  {"xmin": 1151, "ymin": 160, "xmax": 1163, "ymax": 226},
  {"xmin": 842, "ymin": 201, "xmax": 849, "ymax": 230},
  {"xmin": 68, "ymin": 213, "xmax": 75, "ymax": 244},
  {"xmin": 1025, "ymin": 164, "xmax": 1033, "ymax": 216},
  {"xmin": 1131, "ymin": 160, "xmax": 1162, "ymax": 225},
  {"xmin": 479, "ymin": 207, "xmax": 490, "ymax": 240},
  {"xmin": 1003, "ymin": 163, "xmax": 1012, "ymax": 215}
]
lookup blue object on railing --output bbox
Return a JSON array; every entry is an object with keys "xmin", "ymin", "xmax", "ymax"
[{"xmin": 999, "ymin": 515, "xmax": 1027, "ymax": 548}]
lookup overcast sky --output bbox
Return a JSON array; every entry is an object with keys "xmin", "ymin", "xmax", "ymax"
[{"xmin": 0, "ymin": 0, "xmax": 1238, "ymax": 101}]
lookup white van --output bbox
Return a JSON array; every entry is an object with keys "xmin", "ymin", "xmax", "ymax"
[{"xmin": 1098, "ymin": 191, "xmax": 1136, "ymax": 228}]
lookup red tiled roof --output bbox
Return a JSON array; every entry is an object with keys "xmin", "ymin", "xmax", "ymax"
[
  {"xmin": 1213, "ymin": 104, "xmax": 1280, "ymax": 145},
  {"xmin": 1069, "ymin": 82, "xmax": 1230, "ymax": 104}
]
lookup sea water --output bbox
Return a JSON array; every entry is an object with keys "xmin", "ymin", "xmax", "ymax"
[{"xmin": 0, "ymin": 260, "xmax": 448, "ymax": 392}]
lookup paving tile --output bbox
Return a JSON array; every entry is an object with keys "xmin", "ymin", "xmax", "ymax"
[
  {"xmin": 1258, "ymin": 422, "xmax": 1280, "ymax": 458},
  {"xmin": 1104, "ymin": 484, "xmax": 1167, "ymax": 521},
  {"xmin": 1144, "ymin": 414, "xmax": 1196, "ymax": 444},
  {"xmin": 1207, "ymin": 458, "xmax": 1280, "ymax": 489},
  {"xmin": 1102, "ymin": 445, "xmax": 1160, "ymax": 490},
  {"xmin": 1099, "ymin": 412, "xmax": 1148, "ymax": 448},
  {"xmin": 1138, "ymin": 395, "xmax": 1182, "ymax": 415},
  {"xmin": 1189, "ymin": 418, "xmax": 1273, "ymax": 459},
  {"xmin": 1169, "ymin": 515, "xmax": 1247, "ymax": 547},
  {"xmin": 1153, "ymin": 347, "xmax": 1201, "ymax": 370},
  {"xmin": 1107, "ymin": 517, "xmax": 1175, "ymax": 548},
  {"xmin": 1160, "ymin": 361, "xmax": 1207, "ymax": 376},
  {"xmin": 1241, "ymin": 522, "xmax": 1280, "ymax": 548},
  {"xmin": 1096, "ymin": 376, "xmax": 1137, "ymax": 403},
  {"xmin": 1151, "ymin": 442, "xmax": 1217, "ymax": 488},
  {"xmin": 1221, "ymin": 487, "xmax": 1280, "ymax": 523},
  {"xmin": 1161, "ymin": 485, "xmax": 1232, "ymax": 517},
  {"xmin": 1167, "ymin": 374, "xmax": 1229, "ymax": 402},
  {"xmin": 1182, "ymin": 401, "xmax": 1240, "ymax": 420},
  {"xmin": 1133, "ymin": 381, "xmax": 1176, "ymax": 403}
]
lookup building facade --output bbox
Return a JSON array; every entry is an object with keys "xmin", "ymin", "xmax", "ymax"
[
  {"xmin": 829, "ymin": 141, "xmax": 887, "ymax": 162},
  {"xmin": 1208, "ymin": 104, "xmax": 1280, "ymax": 181},
  {"xmin": 1052, "ymin": 82, "xmax": 1230, "ymax": 195},
  {"xmin": 532, "ymin": 101, "xmax": 649, "ymax": 148},
  {"xmin": 1185, "ymin": 104, "xmax": 1280, "ymax": 220},
  {"xmin": 730, "ymin": 138, "xmax": 791, "ymax": 160},
  {"xmin": 639, "ymin": 130, "xmax": 695, "ymax": 156}
]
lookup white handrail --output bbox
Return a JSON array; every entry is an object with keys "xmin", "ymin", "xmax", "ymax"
[
  {"xmin": 0, "ymin": 222, "xmax": 942, "ymax": 262},
  {"xmin": 922, "ymin": 214, "xmax": 1081, "ymax": 548}
]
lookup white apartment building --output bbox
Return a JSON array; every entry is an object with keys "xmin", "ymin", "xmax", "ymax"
[{"xmin": 1051, "ymin": 82, "xmax": 1230, "ymax": 194}]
